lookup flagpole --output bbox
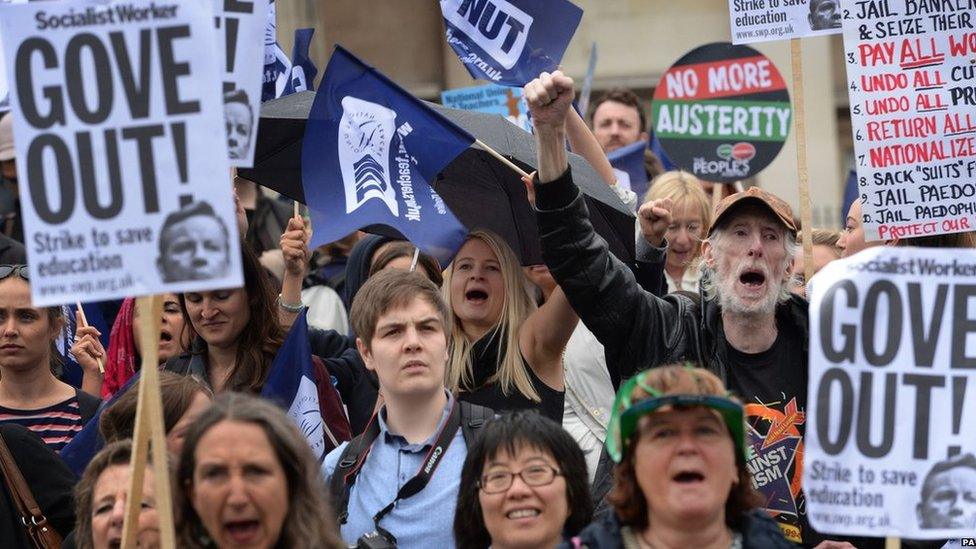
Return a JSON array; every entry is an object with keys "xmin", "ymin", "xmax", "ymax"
[
  {"xmin": 121, "ymin": 295, "xmax": 175, "ymax": 549},
  {"xmin": 790, "ymin": 38, "xmax": 814, "ymax": 284},
  {"xmin": 474, "ymin": 139, "xmax": 530, "ymax": 179},
  {"xmin": 75, "ymin": 302, "xmax": 104, "ymax": 374}
]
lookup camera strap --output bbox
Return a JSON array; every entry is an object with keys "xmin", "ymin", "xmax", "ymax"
[{"xmin": 370, "ymin": 399, "xmax": 462, "ymax": 536}]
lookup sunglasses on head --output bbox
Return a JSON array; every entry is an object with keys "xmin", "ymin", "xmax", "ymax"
[{"xmin": 0, "ymin": 264, "xmax": 29, "ymax": 281}]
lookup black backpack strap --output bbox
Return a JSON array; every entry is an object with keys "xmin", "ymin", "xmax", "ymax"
[
  {"xmin": 458, "ymin": 401, "xmax": 494, "ymax": 448},
  {"xmin": 328, "ymin": 418, "xmax": 380, "ymax": 525}
]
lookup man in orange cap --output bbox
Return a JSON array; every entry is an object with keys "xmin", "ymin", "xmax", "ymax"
[{"xmin": 524, "ymin": 70, "xmax": 868, "ymax": 548}]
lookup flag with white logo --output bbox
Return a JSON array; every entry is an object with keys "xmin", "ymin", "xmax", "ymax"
[
  {"xmin": 282, "ymin": 28, "xmax": 317, "ymax": 97},
  {"xmin": 303, "ymin": 45, "xmax": 474, "ymax": 264},
  {"xmin": 440, "ymin": 0, "xmax": 582, "ymax": 86},
  {"xmin": 260, "ymin": 310, "xmax": 337, "ymax": 462}
]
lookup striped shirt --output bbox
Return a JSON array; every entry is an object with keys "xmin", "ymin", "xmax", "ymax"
[{"xmin": 0, "ymin": 396, "xmax": 85, "ymax": 452}]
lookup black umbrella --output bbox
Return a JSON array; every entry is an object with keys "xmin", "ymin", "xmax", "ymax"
[{"xmin": 238, "ymin": 91, "xmax": 635, "ymax": 265}]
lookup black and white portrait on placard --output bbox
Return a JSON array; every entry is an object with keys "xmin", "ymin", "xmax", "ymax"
[
  {"xmin": 156, "ymin": 201, "xmax": 231, "ymax": 283},
  {"xmin": 223, "ymin": 89, "xmax": 254, "ymax": 160},
  {"xmin": 808, "ymin": 0, "xmax": 841, "ymax": 30},
  {"xmin": 917, "ymin": 453, "xmax": 976, "ymax": 530}
]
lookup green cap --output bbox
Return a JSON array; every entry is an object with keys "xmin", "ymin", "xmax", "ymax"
[{"xmin": 605, "ymin": 370, "xmax": 747, "ymax": 463}]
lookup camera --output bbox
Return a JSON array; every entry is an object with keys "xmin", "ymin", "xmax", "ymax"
[{"xmin": 351, "ymin": 531, "xmax": 396, "ymax": 549}]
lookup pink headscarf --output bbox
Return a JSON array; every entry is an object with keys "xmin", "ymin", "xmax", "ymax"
[{"xmin": 102, "ymin": 298, "xmax": 136, "ymax": 398}]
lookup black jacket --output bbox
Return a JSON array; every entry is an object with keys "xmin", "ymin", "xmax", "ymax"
[
  {"xmin": 0, "ymin": 233, "xmax": 25, "ymax": 265},
  {"xmin": 0, "ymin": 424, "xmax": 78, "ymax": 549},
  {"xmin": 533, "ymin": 167, "xmax": 809, "ymax": 388},
  {"xmin": 566, "ymin": 510, "xmax": 797, "ymax": 549}
]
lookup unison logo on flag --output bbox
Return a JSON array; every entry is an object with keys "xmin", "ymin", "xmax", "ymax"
[
  {"xmin": 339, "ymin": 96, "xmax": 399, "ymax": 216},
  {"xmin": 441, "ymin": 0, "xmax": 534, "ymax": 70}
]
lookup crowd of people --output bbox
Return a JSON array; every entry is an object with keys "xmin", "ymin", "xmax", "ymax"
[{"xmin": 0, "ymin": 67, "xmax": 970, "ymax": 549}]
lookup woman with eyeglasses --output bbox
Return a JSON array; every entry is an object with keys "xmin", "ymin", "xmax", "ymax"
[
  {"xmin": 454, "ymin": 410, "xmax": 591, "ymax": 549},
  {"xmin": 642, "ymin": 172, "xmax": 712, "ymax": 294},
  {"xmin": 570, "ymin": 365, "xmax": 792, "ymax": 549},
  {"xmin": 0, "ymin": 264, "xmax": 100, "ymax": 451}
]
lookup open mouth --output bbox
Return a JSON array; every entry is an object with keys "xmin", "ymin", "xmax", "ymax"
[
  {"xmin": 507, "ymin": 508, "xmax": 541, "ymax": 519},
  {"xmin": 159, "ymin": 330, "xmax": 173, "ymax": 342},
  {"xmin": 224, "ymin": 520, "xmax": 261, "ymax": 542},
  {"xmin": 739, "ymin": 270, "xmax": 766, "ymax": 287},
  {"xmin": 465, "ymin": 289, "xmax": 489, "ymax": 303},
  {"xmin": 672, "ymin": 471, "xmax": 705, "ymax": 483},
  {"xmin": 108, "ymin": 538, "xmax": 121, "ymax": 549}
]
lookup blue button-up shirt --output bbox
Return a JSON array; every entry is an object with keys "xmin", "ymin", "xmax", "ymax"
[{"xmin": 323, "ymin": 392, "xmax": 465, "ymax": 549}]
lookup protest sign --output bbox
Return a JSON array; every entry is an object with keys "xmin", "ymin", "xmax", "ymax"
[
  {"xmin": 440, "ymin": 0, "xmax": 582, "ymax": 86},
  {"xmin": 729, "ymin": 0, "xmax": 841, "ymax": 44},
  {"xmin": 651, "ymin": 42, "xmax": 792, "ymax": 184},
  {"xmin": 214, "ymin": 0, "xmax": 268, "ymax": 167},
  {"xmin": 806, "ymin": 246, "xmax": 976, "ymax": 538},
  {"xmin": 842, "ymin": 1, "xmax": 976, "ymax": 243},
  {"xmin": 261, "ymin": 0, "xmax": 289, "ymax": 101},
  {"xmin": 0, "ymin": 0, "xmax": 242, "ymax": 306},
  {"xmin": 441, "ymin": 82, "xmax": 531, "ymax": 133},
  {"xmin": 0, "ymin": 0, "xmax": 29, "ymax": 113}
]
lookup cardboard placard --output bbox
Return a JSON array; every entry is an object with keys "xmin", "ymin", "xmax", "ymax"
[
  {"xmin": 842, "ymin": 0, "xmax": 976, "ymax": 242},
  {"xmin": 0, "ymin": 0, "xmax": 242, "ymax": 306},
  {"xmin": 806, "ymin": 246, "xmax": 976, "ymax": 538}
]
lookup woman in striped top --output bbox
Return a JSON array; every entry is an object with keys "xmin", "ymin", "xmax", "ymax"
[{"xmin": 0, "ymin": 264, "xmax": 99, "ymax": 451}]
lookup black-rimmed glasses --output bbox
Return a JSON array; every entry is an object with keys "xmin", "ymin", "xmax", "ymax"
[
  {"xmin": 478, "ymin": 465, "xmax": 562, "ymax": 494},
  {"xmin": 0, "ymin": 264, "xmax": 28, "ymax": 281}
]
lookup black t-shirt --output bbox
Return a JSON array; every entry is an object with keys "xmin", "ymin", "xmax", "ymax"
[
  {"xmin": 726, "ymin": 320, "xmax": 809, "ymax": 545},
  {"xmin": 458, "ymin": 330, "xmax": 565, "ymax": 424}
]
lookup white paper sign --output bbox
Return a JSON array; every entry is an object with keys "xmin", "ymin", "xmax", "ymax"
[
  {"xmin": 214, "ymin": 0, "xmax": 268, "ymax": 167},
  {"xmin": 729, "ymin": 0, "xmax": 841, "ymax": 44},
  {"xmin": 806, "ymin": 246, "xmax": 976, "ymax": 538},
  {"xmin": 0, "ymin": 0, "xmax": 242, "ymax": 306},
  {"xmin": 843, "ymin": 1, "xmax": 976, "ymax": 242}
]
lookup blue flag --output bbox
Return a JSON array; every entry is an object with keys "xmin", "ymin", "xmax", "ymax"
[
  {"xmin": 57, "ymin": 302, "xmax": 113, "ymax": 389},
  {"xmin": 608, "ymin": 140, "xmax": 650, "ymax": 199},
  {"xmin": 260, "ymin": 310, "xmax": 332, "ymax": 462},
  {"xmin": 842, "ymin": 166, "xmax": 857, "ymax": 226},
  {"xmin": 303, "ymin": 45, "xmax": 474, "ymax": 265},
  {"xmin": 262, "ymin": 0, "xmax": 291, "ymax": 102},
  {"xmin": 61, "ymin": 374, "xmax": 139, "ymax": 475},
  {"xmin": 440, "ymin": 0, "xmax": 583, "ymax": 86},
  {"xmin": 282, "ymin": 28, "xmax": 317, "ymax": 96},
  {"xmin": 650, "ymin": 133, "xmax": 676, "ymax": 173}
]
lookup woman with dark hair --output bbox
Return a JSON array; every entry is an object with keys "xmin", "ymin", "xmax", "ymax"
[
  {"xmin": 0, "ymin": 264, "xmax": 100, "ymax": 451},
  {"xmin": 455, "ymin": 410, "xmax": 591, "ymax": 549},
  {"xmin": 163, "ymin": 244, "xmax": 350, "ymax": 451},
  {"xmin": 174, "ymin": 392, "xmax": 344, "ymax": 549},
  {"xmin": 73, "ymin": 440, "xmax": 162, "ymax": 549},
  {"xmin": 95, "ymin": 294, "xmax": 192, "ymax": 398},
  {"xmin": 99, "ymin": 371, "xmax": 212, "ymax": 456},
  {"xmin": 571, "ymin": 365, "xmax": 791, "ymax": 548}
]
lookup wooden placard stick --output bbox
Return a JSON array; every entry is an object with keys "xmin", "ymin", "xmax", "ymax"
[
  {"xmin": 474, "ymin": 139, "xmax": 531, "ymax": 179},
  {"xmin": 790, "ymin": 38, "xmax": 815, "ymax": 284},
  {"xmin": 885, "ymin": 538, "xmax": 900, "ymax": 549},
  {"xmin": 121, "ymin": 295, "xmax": 176, "ymax": 548},
  {"xmin": 74, "ymin": 302, "xmax": 104, "ymax": 374},
  {"xmin": 711, "ymin": 182, "xmax": 723, "ymax": 213}
]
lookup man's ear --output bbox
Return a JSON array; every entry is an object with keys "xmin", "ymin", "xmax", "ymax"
[
  {"xmin": 639, "ymin": 131, "xmax": 650, "ymax": 143},
  {"xmin": 356, "ymin": 337, "xmax": 374, "ymax": 372},
  {"xmin": 702, "ymin": 239, "xmax": 716, "ymax": 269}
]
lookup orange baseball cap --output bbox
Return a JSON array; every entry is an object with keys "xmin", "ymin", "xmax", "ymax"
[{"xmin": 708, "ymin": 186, "xmax": 796, "ymax": 236}]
